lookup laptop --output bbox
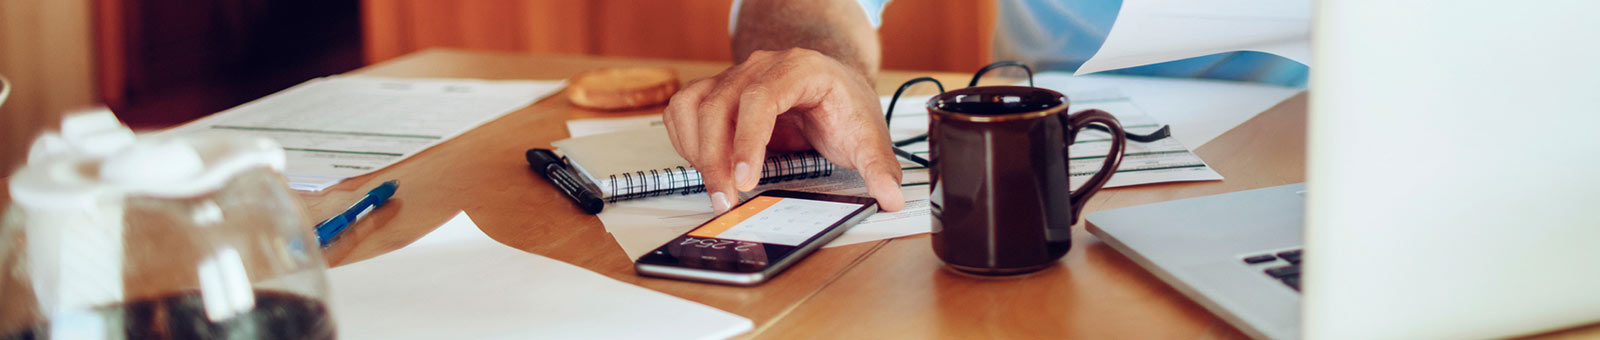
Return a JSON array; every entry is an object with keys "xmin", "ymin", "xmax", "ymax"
[{"xmin": 1085, "ymin": 1, "xmax": 1600, "ymax": 339}]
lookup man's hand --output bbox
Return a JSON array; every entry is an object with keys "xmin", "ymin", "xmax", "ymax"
[{"xmin": 663, "ymin": 48, "xmax": 905, "ymax": 213}]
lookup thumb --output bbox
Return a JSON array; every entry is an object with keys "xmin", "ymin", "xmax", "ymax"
[{"xmin": 856, "ymin": 150, "xmax": 905, "ymax": 212}]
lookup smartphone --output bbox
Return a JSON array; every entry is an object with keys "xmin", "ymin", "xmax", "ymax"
[{"xmin": 634, "ymin": 190, "xmax": 878, "ymax": 286}]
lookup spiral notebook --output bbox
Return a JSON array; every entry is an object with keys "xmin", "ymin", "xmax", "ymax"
[{"xmin": 551, "ymin": 126, "xmax": 834, "ymax": 202}]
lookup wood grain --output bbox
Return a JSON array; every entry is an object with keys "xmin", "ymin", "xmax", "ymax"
[
  {"xmin": 0, "ymin": 0, "xmax": 98, "ymax": 177},
  {"xmin": 879, "ymin": 0, "xmax": 996, "ymax": 73},
  {"xmin": 5, "ymin": 50, "xmax": 1600, "ymax": 339},
  {"xmin": 302, "ymin": 52, "xmax": 1252, "ymax": 337},
  {"xmin": 750, "ymin": 89, "xmax": 1313, "ymax": 340},
  {"xmin": 306, "ymin": 50, "xmax": 894, "ymax": 332},
  {"xmin": 358, "ymin": 0, "xmax": 995, "ymax": 72}
]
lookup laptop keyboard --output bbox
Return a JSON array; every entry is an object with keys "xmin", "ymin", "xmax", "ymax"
[{"xmin": 1242, "ymin": 249, "xmax": 1302, "ymax": 291}]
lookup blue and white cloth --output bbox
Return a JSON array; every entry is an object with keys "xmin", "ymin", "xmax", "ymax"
[
  {"xmin": 731, "ymin": 0, "xmax": 1309, "ymax": 87},
  {"xmin": 990, "ymin": 0, "xmax": 1308, "ymax": 87}
]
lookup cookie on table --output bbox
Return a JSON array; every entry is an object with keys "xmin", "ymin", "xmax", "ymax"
[{"xmin": 567, "ymin": 67, "xmax": 680, "ymax": 111}]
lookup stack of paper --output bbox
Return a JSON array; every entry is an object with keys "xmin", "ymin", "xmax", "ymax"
[
  {"xmin": 327, "ymin": 211, "xmax": 753, "ymax": 340},
  {"xmin": 165, "ymin": 76, "xmax": 565, "ymax": 191},
  {"xmin": 1033, "ymin": 73, "xmax": 1303, "ymax": 149},
  {"xmin": 884, "ymin": 88, "xmax": 1223, "ymax": 189},
  {"xmin": 570, "ymin": 114, "xmax": 934, "ymax": 259},
  {"xmin": 582, "ymin": 72, "xmax": 1302, "ymax": 260}
]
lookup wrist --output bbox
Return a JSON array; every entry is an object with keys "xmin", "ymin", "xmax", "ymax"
[{"xmin": 730, "ymin": 0, "xmax": 880, "ymax": 83}]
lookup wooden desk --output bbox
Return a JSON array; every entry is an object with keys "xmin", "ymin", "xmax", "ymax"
[
  {"xmin": 6, "ymin": 49, "xmax": 1596, "ymax": 339},
  {"xmin": 311, "ymin": 49, "xmax": 1284, "ymax": 339}
]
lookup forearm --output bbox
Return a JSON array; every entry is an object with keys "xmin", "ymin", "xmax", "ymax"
[{"xmin": 732, "ymin": 0, "xmax": 882, "ymax": 82}]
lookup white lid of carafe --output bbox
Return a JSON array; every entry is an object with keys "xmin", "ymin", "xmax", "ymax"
[
  {"xmin": 8, "ymin": 109, "xmax": 287, "ymax": 211},
  {"xmin": 6, "ymin": 109, "xmax": 290, "ymax": 315}
]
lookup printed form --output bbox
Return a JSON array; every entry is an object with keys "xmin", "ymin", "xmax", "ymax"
[
  {"xmin": 570, "ymin": 86, "xmax": 1219, "ymax": 259},
  {"xmin": 166, "ymin": 76, "xmax": 565, "ymax": 190},
  {"xmin": 885, "ymin": 88, "xmax": 1223, "ymax": 189}
]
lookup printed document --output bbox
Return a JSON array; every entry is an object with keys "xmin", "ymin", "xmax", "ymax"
[
  {"xmin": 328, "ymin": 211, "xmax": 753, "ymax": 340},
  {"xmin": 166, "ymin": 76, "xmax": 565, "ymax": 190},
  {"xmin": 882, "ymin": 89, "xmax": 1222, "ymax": 189},
  {"xmin": 1031, "ymin": 72, "xmax": 1303, "ymax": 148},
  {"xmin": 569, "ymin": 85, "xmax": 1221, "ymax": 259}
]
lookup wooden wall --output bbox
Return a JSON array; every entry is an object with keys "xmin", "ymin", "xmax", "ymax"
[
  {"xmin": 95, "ymin": 0, "xmax": 364, "ymax": 128},
  {"xmin": 3, "ymin": 0, "xmax": 363, "ymax": 177},
  {"xmin": 361, "ymin": 0, "xmax": 995, "ymax": 74},
  {"xmin": 2, "ymin": 0, "xmax": 995, "ymax": 177},
  {"xmin": 0, "ymin": 0, "xmax": 99, "ymax": 177}
]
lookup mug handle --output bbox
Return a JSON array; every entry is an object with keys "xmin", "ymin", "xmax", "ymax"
[{"xmin": 1058, "ymin": 109, "xmax": 1127, "ymax": 221}]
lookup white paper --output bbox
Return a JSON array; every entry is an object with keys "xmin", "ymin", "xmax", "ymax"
[
  {"xmin": 566, "ymin": 114, "xmax": 665, "ymax": 138},
  {"xmin": 1077, "ymin": 0, "xmax": 1311, "ymax": 75},
  {"xmin": 1030, "ymin": 72, "xmax": 1302, "ymax": 148},
  {"xmin": 327, "ymin": 211, "xmax": 753, "ymax": 340},
  {"xmin": 602, "ymin": 169, "xmax": 933, "ymax": 260},
  {"xmin": 882, "ymin": 88, "xmax": 1222, "ymax": 189},
  {"xmin": 166, "ymin": 76, "xmax": 565, "ymax": 191},
  {"xmin": 565, "ymin": 116, "xmax": 930, "ymax": 257},
  {"xmin": 589, "ymin": 85, "xmax": 1222, "ymax": 259},
  {"xmin": 589, "ymin": 73, "xmax": 1300, "ymax": 259}
]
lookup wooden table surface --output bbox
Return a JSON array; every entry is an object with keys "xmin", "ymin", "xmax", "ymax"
[
  {"xmin": 313, "ymin": 49, "xmax": 1282, "ymax": 339},
  {"xmin": 6, "ymin": 49, "xmax": 1597, "ymax": 339}
]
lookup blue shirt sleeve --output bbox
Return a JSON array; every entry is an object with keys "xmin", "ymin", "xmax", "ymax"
[{"xmin": 856, "ymin": 0, "xmax": 890, "ymax": 28}]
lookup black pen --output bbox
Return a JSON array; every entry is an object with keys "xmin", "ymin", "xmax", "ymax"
[{"xmin": 526, "ymin": 148, "xmax": 605, "ymax": 214}]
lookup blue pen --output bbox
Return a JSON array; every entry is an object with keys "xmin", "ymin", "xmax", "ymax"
[{"xmin": 316, "ymin": 180, "xmax": 399, "ymax": 247}]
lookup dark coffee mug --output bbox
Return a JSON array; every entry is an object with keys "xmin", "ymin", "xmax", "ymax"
[{"xmin": 927, "ymin": 86, "xmax": 1127, "ymax": 275}]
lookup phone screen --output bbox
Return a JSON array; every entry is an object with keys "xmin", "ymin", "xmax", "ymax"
[
  {"xmin": 636, "ymin": 194, "xmax": 871, "ymax": 273},
  {"xmin": 689, "ymin": 196, "xmax": 864, "ymax": 245}
]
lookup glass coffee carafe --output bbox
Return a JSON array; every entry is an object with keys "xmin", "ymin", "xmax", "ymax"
[{"xmin": 0, "ymin": 111, "xmax": 334, "ymax": 339}]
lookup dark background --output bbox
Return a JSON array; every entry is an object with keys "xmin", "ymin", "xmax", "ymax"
[{"xmin": 103, "ymin": 0, "xmax": 363, "ymax": 128}]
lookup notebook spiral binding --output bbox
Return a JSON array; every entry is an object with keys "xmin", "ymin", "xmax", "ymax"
[{"xmin": 605, "ymin": 151, "xmax": 834, "ymax": 202}]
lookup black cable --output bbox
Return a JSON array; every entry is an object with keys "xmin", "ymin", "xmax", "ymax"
[
  {"xmin": 969, "ymin": 61, "xmax": 1034, "ymax": 88},
  {"xmin": 884, "ymin": 77, "xmax": 944, "ymax": 128},
  {"xmin": 883, "ymin": 61, "xmax": 1171, "ymax": 168},
  {"xmin": 1087, "ymin": 124, "xmax": 1171, "ymax": 143},
  {"xmin": 884, "ymin": 77, "xmax": 943, "ymax": 166}
]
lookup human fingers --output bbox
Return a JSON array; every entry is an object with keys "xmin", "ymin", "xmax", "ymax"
[
  {"xmin": 731, "ymin": 50, "xmax": 860, "ymax": 191},
  {"xmin": 730, "ymin": 84, "xmax": 786, "ymax": 192},
  {"xmin": 854, "ymin": 144, "xmax": 905, "ymax": 211},
  {"xmin": 696, "ymin": 60, "xmax": 777, "ymax": 212},
  {"xmin": 664, "ymin": 77, "xmax": 717, "ymax": 161},
  {"xmin": 761, "ymin": 50, "xmax": 901, "ymax": 210},
  {"xmin": 740, "ymin": 49, "xmax": 902, "ymax": 210}
]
